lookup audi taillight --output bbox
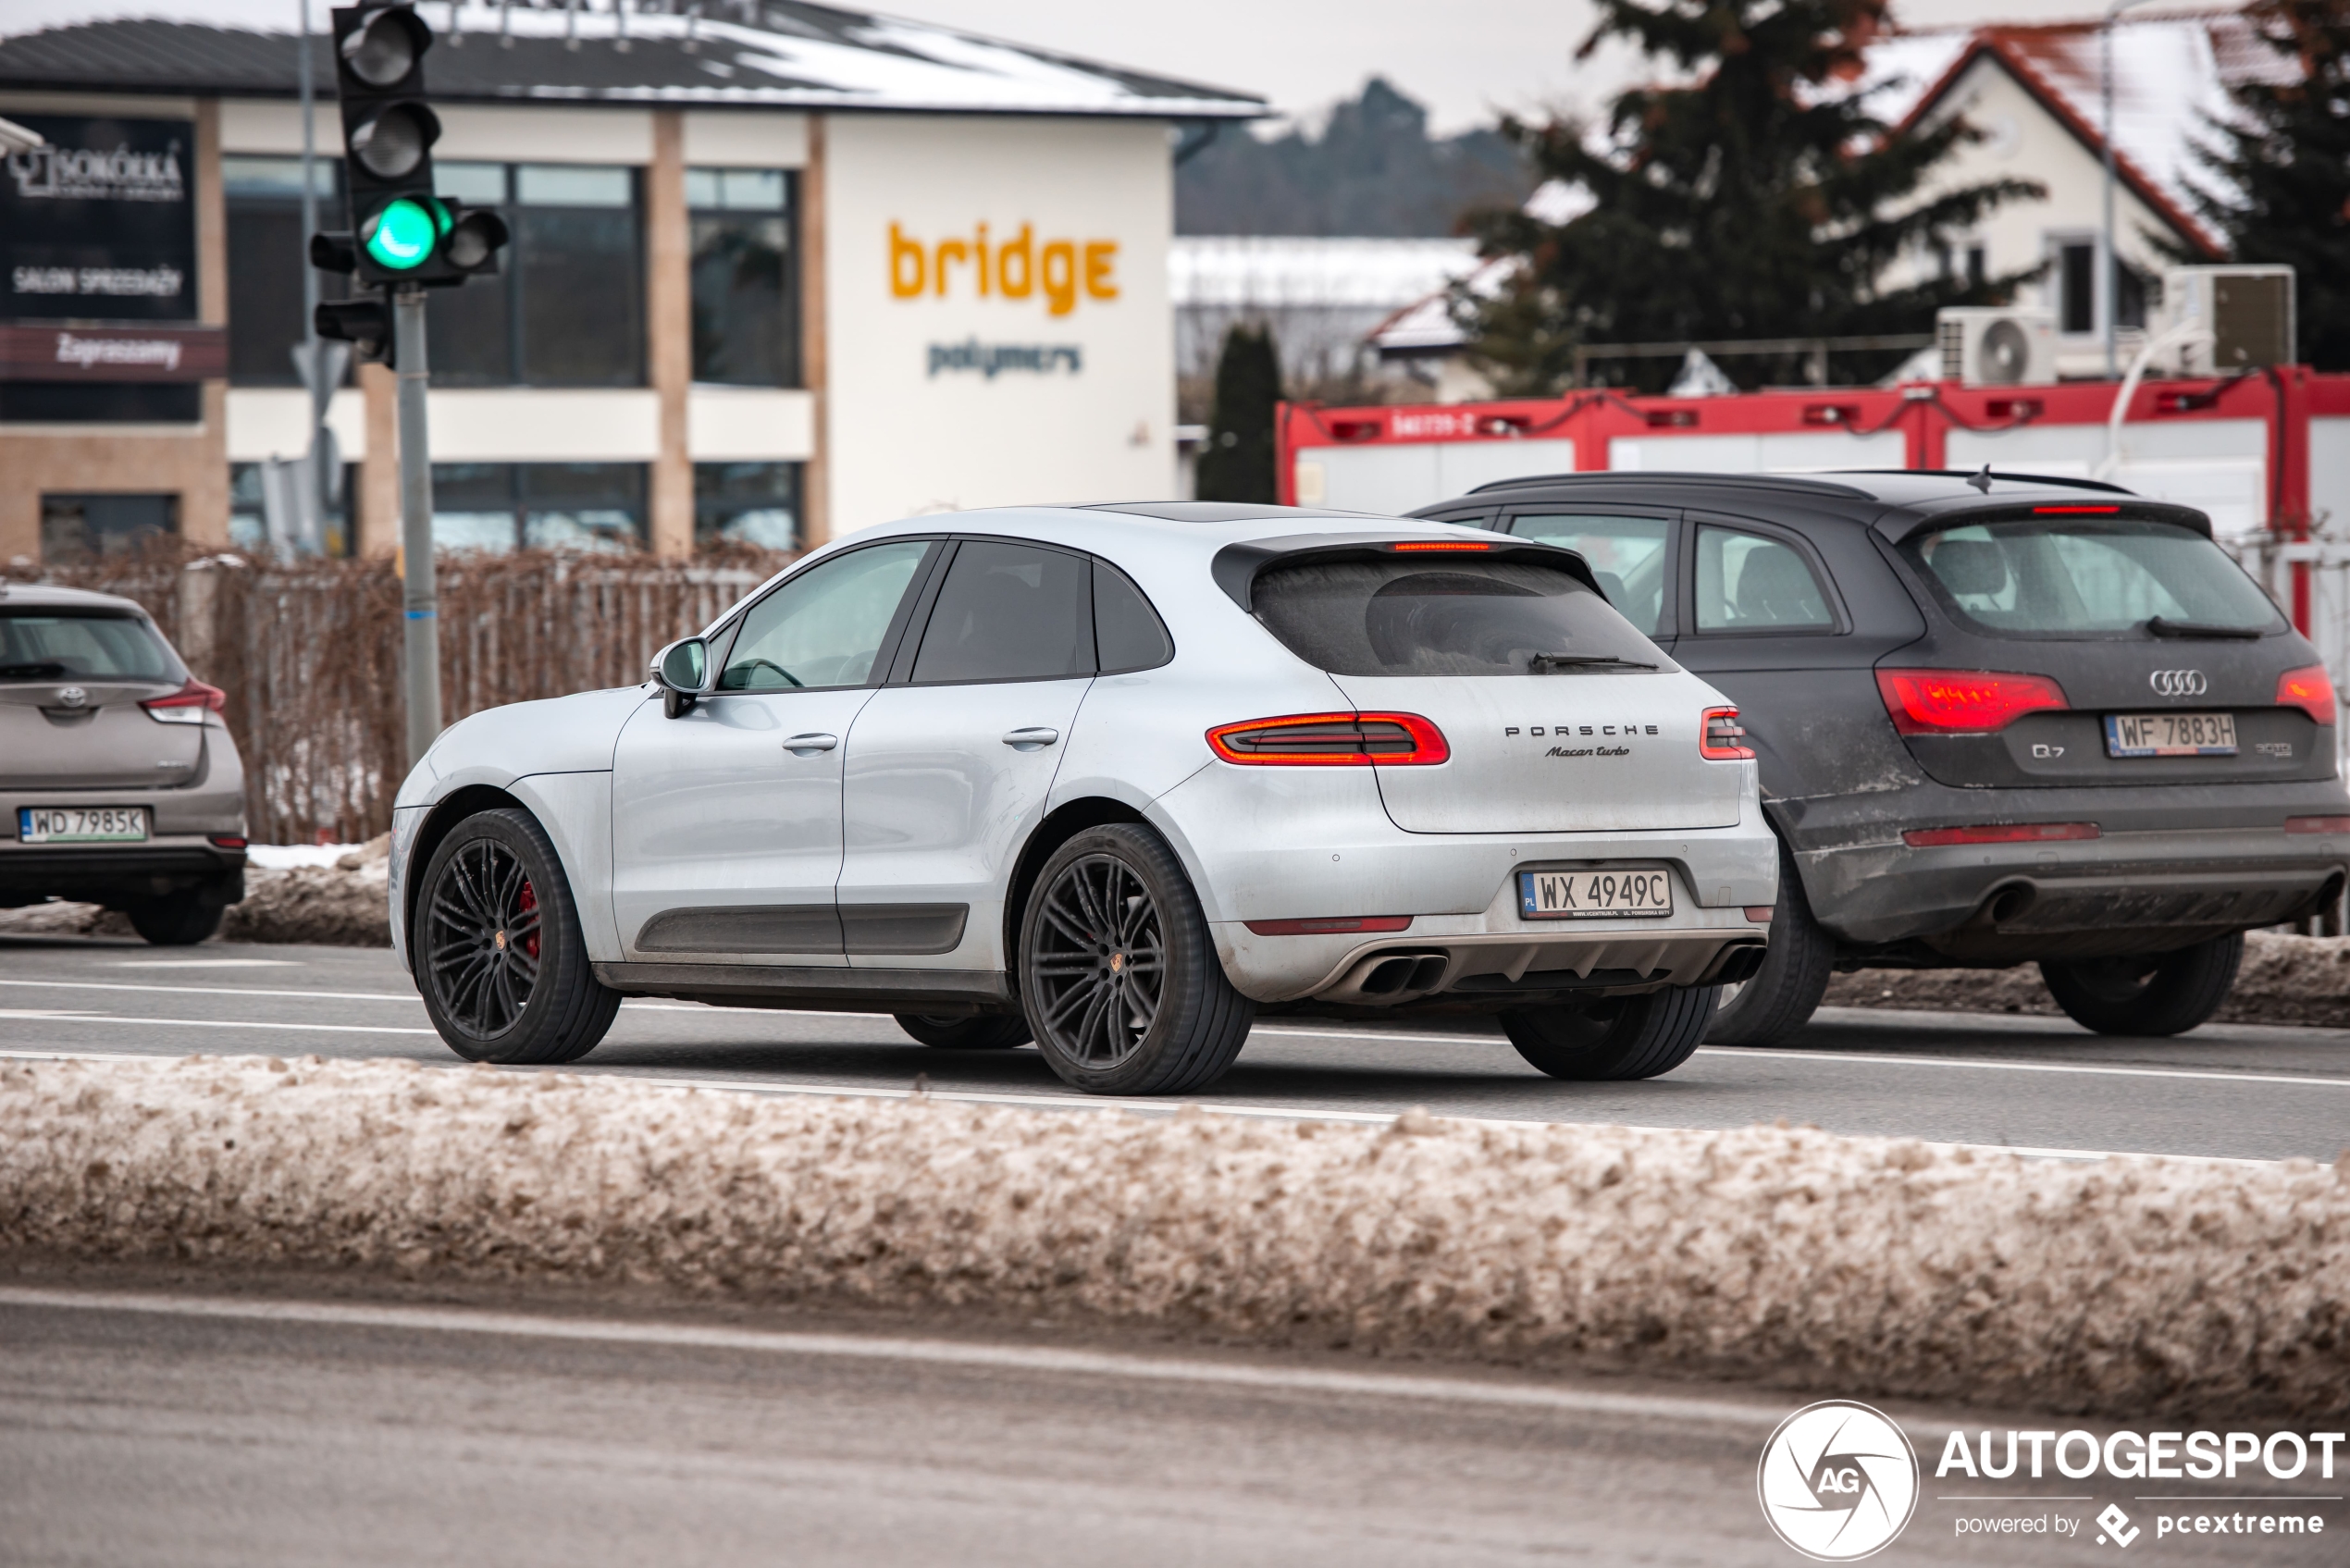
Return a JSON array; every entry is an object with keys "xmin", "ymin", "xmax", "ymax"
[
  {"xmin": 2277, "ymin": 664, "xmax": 2337, "ymax": 726},
  {"xmin": 1903, "ymin": 822, "xmax": 2100, "ymax": 847},
  {"xmin": 1875, "ymin": 668, "xmax": 2068, "ymax": 735},
  {"xmin": 141, "ymin": 677, "xmax": 227, "ymax": 725},
  {"xmin": 1206, "ymin": 712, "xmax": 1449, "ymax": 766},
  {"xmin": 1699, "ymin": 707, "xmax": 1753, "ymax": 760}
]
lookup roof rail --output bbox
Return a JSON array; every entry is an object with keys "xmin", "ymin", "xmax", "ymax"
[{"xmin": 1465, "ymin": 470, "xmax": 1874, "ymax": 499}]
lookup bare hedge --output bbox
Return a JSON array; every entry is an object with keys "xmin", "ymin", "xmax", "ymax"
[{"xmin": 12, "ymin": 545, "xmax": 790, "ymax": 845}]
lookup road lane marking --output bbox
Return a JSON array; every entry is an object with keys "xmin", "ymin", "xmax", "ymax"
[
  {"xmin": 0, "ymin": 1013, "xmax": 437, "ymax": 1037},
  {"xmin": 0, "ymin": 978, "xmax": 419, "ymax": 1004},
  {"xmin": 0, "ymin": 1047, "xmax": 2272, "ymax": 1165},
  {"xmin": 113, "ymin": 958, "xmax": 303, "ymax": 969},
  {"xmin": 0, "ymin": 1286, "xmax": 1789, "ymax": 1426}
]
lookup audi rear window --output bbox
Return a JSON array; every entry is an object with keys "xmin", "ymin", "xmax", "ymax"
[
  {"xmin": 0, "ymin": 610, "xmax": 175, "ymax": 681},
  {"xmin": 1902, "ymin": 518, "xmax": 2282, "ymax": 639},
  {"xmin": 1250, "ymin": 557, "xmax": 1674, "ymax": 677}
]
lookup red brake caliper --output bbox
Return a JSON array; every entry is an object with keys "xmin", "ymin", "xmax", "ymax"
[{"xmin": 517, "ymin": 880, "xmax": 540, "ymax": 959}]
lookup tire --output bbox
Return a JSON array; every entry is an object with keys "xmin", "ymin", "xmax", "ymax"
[
  {"xmin": 896, "ymin": 1013, "xmax": 1032, "ymax": 1050},
  {"xmin": 413, "ymin": 807, "xmax": 620, "ymax": 1066},
  {"xmin": 1017, "ymin": 823, "xmax": 1255, "ymax": 1095},
  {"xmin": 1501, "ymin": 985, "xmax": 1720, "ymax": 1080},
  {"xmin": 125, "ymin": 883, "xmax": 225, "ymax": 945},
  {"xmin": 2038, "ymin": 932, "xmax": 2244, "ymax": 1037},
  {"xmin": 1706, "ymin": 837, "xmax": 1835, "ymax": 1047}
]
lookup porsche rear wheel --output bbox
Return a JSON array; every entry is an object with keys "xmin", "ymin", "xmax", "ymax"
[{"xmin": 414, "ymin": 808, "xmax": 618, "ymax": 1066}]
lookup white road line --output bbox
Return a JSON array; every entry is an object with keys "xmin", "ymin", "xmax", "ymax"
[
  {"xmin": 0, "ymin": 1046, "xmax": 2272, "ymax": 1165},
  {"xmin": 0, "ymin": 1012, "xmax": 437, "ymax": 1037},
  {"xmin": 113, "ymin": 958, "xmax": 303, "ymax": 969},
  {"xmin": 0, "ymin": 1286, "xmax": 1787, "ymax": 1426},
  {"xmin": 0, "ymin": 978, "xmax": 419, "ymax": 1004}
]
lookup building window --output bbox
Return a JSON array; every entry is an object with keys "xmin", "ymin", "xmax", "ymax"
[
  {"xmin": 2058, "ymin": 241, "xmax": 2096, "ymax": 335},
  {"xmin": 40, "ymin": 493, "xmax": 179, "ymax": 560},
  {"xmin": 428, "ymin": 463, "xmax": 647, "ymax": 553},
  {"xmin": 224, "ymin": 155, "xmax": 345, "ymax": 387},
  {"xmin": 426, "ymin": 163, "xmax": 643, "ymax": 387},
  {"xmin": 686, "ymin": 167, "xmax": 798, "ymax": 387},
  {"xmin": 695, "ymin": 462, "xmax": 801, "ymax": 551},
  {"xmin": 2116, "ymin": 262, "xmax": 2149, "ymax": 332}
]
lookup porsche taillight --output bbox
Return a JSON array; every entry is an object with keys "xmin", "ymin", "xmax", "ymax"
[
  {"xmin": 1206, "ymin": 712, "xmax": 1450, "ymax": 766},
  {"xmin": 1874, "ymin": 668, "xmax": 2068, "ymax": 735}
]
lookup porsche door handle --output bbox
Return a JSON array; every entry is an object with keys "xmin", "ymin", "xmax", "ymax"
[
  {"xmin": 1002, "ymin": 727, "xmax": 1059, "ymax": 749},
  {"xmin": 783, "ymin": 732, "xmax": 838, "ymax": 755}
]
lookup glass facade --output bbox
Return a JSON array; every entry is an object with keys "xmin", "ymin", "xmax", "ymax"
[
  {"xmin": 429, "ymin": 463, "xmax": 648, "ymax": 553},
  {"xmin": 694, "ymin": 461, "xmax": 801, "ymax": 551},
  {"xmin": 224, "ymin": 155, "xmax": 345, "ymax": 387},
  {"xmin": 686, "ymin": 167, "xmax": 798, "ymax": 387},
  {"xmin": 427, "ymin": 163, "xmax": 644, "ymax": 387}
]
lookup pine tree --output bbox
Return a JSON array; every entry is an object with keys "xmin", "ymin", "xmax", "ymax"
[
  {"xmin": 2181, "ymin": 0, "xmax": 2350, "ymax": 369},
  {"xmin": 1462, "ymin": 0, "xmax": 2044, "ymax": 393},
  {"xmin": 1195, "ymin": 325, "xmax": 1281, "ymax": 503}
]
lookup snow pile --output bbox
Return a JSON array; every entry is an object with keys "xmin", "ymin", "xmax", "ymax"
[
  {"xmin": 1823, "ymin": 931, "xmax": 2350, "ymax": 1031},
  {"xmin": 4, "ymin": 1056, "xmax": 2344, "ymax": 1420},
  {"xmin": 220, "ymin": 834, "xmax": 390, "ymax": 947}
]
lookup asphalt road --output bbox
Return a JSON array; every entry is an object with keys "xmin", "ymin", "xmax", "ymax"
[
  {"xmin": 4, "ymin": 932, "xmax": 2349, "ymax": 1162},
  {"xmin": 1, "ymin": 1285, "xmax": 2337, "ymax": 1568}
]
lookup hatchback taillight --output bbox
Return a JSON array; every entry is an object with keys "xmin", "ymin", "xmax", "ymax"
[
  {"xmin": 1699, "ymin": 707, "xmax": 1753, "ymax": 760},
  {"xmin": 141, "ymin": 677, "xmax": 227, "ymax": 725},
  {"xmin": 1206, "ymin": 711, "xmax": 1449, "ymax": 766},
  {"xmin": 1875, "ymin": 668, "xmax": 2068, "ymax": 735},
  {"xmin": 2277, "ymin": 664, "xmax": 2337, "ymax": 726}
]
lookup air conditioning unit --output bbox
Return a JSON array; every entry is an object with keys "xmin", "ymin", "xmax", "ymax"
[
  {"xmin": 2160, "ymin": 265, "xmax": 2295, "ymax": 373},
  {"xmin": 1936, "ymin": 307, "xmax": 2057, "ymax": 387}
]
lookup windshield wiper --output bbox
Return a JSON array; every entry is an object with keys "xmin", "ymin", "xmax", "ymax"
[
  {"xmin": 2146, "ymin": 616, "xmax": 2263, "ymax": 641},
  {"xmin": 0, "ymin": 661, "xmax": 68, "ymax": 679},
  {"xmin": 1529, "ymin": 653, "xmax": 1657, "ymax": 673}
]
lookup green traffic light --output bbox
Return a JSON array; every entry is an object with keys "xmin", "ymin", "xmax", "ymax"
[{"xmin": 363, "ymin": 197, "xmax": 444, "ymax": 271}]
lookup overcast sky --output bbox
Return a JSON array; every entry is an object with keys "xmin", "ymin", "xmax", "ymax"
[{"xmin": 872, "ymin": 0, "xmax": 2187, "ymax": 134}]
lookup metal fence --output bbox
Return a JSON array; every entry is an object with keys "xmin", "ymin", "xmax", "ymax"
[{"xmin": 12, "ymin": 546, "xmax": 788, "ymax": 845}]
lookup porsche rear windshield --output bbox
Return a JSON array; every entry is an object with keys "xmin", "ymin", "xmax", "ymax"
[
  {"xmin": 1251, "ymin": 557, "xmax": 1672, "ymax": 677},
  {"xmin": 1902, "ymin": 517, "xmax": 2283, "ymax": 638},
  {"xmin": 0, "ymin": 609, "xmax": 175, "ymax": 681}
]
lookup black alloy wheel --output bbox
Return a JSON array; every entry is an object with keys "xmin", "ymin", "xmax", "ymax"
[
  {"xmin": 2038, "ymin": 932, "xmax": 2244, "ymax": 1037},
  {"xmin": 1019, "ymin": 823, "xmax": 1253, "ymax": 1094},
  {"xmin": 414, "ymin": 807, "xmax": 618, "ymax": 1065}
]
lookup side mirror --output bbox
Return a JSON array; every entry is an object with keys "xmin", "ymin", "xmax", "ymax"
[{"xmin": 650, "ymin": 636, "xmax": 712, "ymax": 719}]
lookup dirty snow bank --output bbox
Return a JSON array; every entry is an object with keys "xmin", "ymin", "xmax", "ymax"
[
  {"xmin": 0, "ymin": 834, "xmax": 390, "ymax": 946},
  {"xmin": 4, "ymin": 1056, "xmax": 2344, "ymax": 1421},
  {"xmin": 1824, "ymin": 930, "xmax": 2350, "ymax": 1031}
]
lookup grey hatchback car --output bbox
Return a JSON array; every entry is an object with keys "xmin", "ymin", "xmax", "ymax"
[
  {"xmin": 0, "ymin": 582, "xmax": 248, "ymax": 944},
  {"xmin": 1416, "ymin": 469, "xmax": 2350, "ymax": 1043}
]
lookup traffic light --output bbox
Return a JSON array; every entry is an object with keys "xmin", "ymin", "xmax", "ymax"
[{"xmin": 322, "ymin": 4, "xmax": 508, "ymax": 290}]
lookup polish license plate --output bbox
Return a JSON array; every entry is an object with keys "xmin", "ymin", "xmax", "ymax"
[
  {"xmin": 1518, "ymin": 868, "xmax": 1673, "ymax": 920},
  {"xmin": 18, "ymin": 807, "xmax": 150, "ymax": 844},
  {"xmin": 2104, "ymin": 711, "xmax": 2237, "ymax": 758}
]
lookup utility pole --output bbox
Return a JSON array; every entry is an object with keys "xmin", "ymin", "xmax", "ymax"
[
  {"xmin": 2102, "ymin": 0, "xmax": 2158, "ymax": 379},
  {"xmin": 394, "ymin": 287, "xmax": 439, "ymax": 764}
]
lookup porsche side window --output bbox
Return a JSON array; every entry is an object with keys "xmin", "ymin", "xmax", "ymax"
[
  {"xmin": 718, "ymin": 539, "xmax": 931, "ymax": 691},
  {"xmin": 1693, "ymin": 526, "xmax": 1834, "ymax": 633},
  {"xmin": 910, "ymin": 541, "xmax": 1095, "ymax": 684},
  {"xmin": 1505, "ymin": 513, "xmax": 1670, "ymax": 636},
  {"xmin": 1093, "ymin": 561, "xmax": 1173, "ymax": 673}
]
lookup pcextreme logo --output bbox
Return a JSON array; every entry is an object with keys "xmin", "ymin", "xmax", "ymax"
[
  {"xmin": 888, "ymin": 222, "xmax": 1118, "ymax": 315},
  {"xmin": 1758, "ymin": 1401, "xmax": 1922, "ymax": 1561}
]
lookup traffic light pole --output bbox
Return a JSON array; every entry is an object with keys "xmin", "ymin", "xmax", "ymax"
[{"xmin": 393, "ymin": 284, "xmax": 441, "ymax": 767}]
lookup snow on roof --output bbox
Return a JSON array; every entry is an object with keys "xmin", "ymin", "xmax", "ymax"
[
  {"xmin": 0, "ymin": 0, "xmax": 1267, "ymax": 119},
  {"xmin": 1170, "ymin": 237, "xmax": 1481, "ymax": 310},
  {"xmin": 1874, "ymin": 11, "xmax": 2282, "ymax": 256}
]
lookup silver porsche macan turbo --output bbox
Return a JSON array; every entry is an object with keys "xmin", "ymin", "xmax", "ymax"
[{"xmin": 389, "ymin": 502, "xmax": 1777, "ymax": 1093}]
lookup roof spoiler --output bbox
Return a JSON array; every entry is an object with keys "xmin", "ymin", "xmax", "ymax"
[
  {"xmin": 1211, "ymin": 531, "xmax": 1601, "ymax": 612},
  {"xmin": 1872, "ymin": 497, "xmax": 2215, "ymax": 544}
]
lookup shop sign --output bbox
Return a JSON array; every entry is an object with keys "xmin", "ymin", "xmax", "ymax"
[
  {"xmin": 3, "ymin": 115, "xmax": 197, "ymax": 324},
  {"xmin": 0, "ymin": 323, "xmax": 226, "ymax": 382}
]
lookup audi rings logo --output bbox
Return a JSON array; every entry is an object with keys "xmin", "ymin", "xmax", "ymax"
[
  {"xmin": 2149, "ymin": 669, "xmax": 2208, "ymax": 698},
  {"xmin": 1757, "ymin": 1401, "xmax": 1920, "ymax": 1561}
]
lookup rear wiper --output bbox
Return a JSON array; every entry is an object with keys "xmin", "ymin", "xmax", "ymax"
[
  {"xmin": 0, "ymin": 661, "xmax": 68, "ymax": 679},
  {"xmin": 1529, "ymin": 652, "xmax": 1658, "ymax": 673},
  {"xmin": 2146, "ymin": 616, "xmax": 2263, "ymax": 641}
]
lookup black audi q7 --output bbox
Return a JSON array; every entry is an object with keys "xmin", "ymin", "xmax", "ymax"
[{"xmin": 1414, "ymin": 469, "xmax": 2350, "ymax": 1044}]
